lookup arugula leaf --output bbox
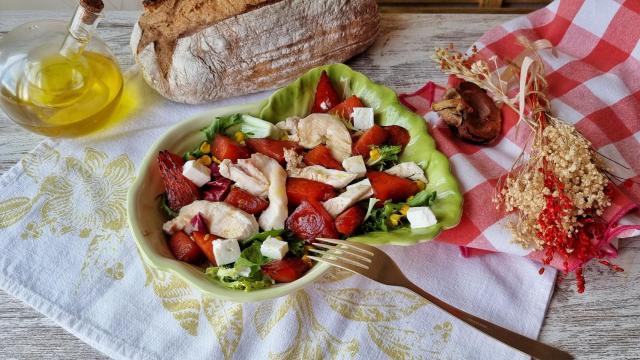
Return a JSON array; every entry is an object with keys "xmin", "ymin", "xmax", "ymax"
[
  {"xmin": 242, "ymin": 229, "xmax": 285, "ymax": 247},
  {"xmin": 362, "ymin": 201, "xmax": 405, "ymax": 232},
  {"xmin": 187, "ymin": 114, "xmax": 283, "ymax": 160},
  {"xmin": 201, "ymin": 114, "xmax": 243, "ymax": 142},
  {"xmin": 407, "ymin": 190, "xmax": 437, "ymax": 207},
  {"xmin": 240, "ymin": 229, "xmax": 304, "ymax": 259},
  {"xmin": 288, "ymin": 238, "xmax": 305, "ymax": 257},
  {"xmin": 160, "ymin": 193, "xmax": 178, "ymax": 219},
  {"xmin": 182, "ymin": 114, "xmax": 243, "ymax": 160},
  {"xmin": 359, "ymin": 191, "xmax": 438, "ymax": 233},
  {"xmin": 367, "ymin": 145, "xmax": 402, "ymax": 170},
  {"xmin": 240, "ymin": 241, "xmax": 269, "ymax": 266},
  {"xmin": 182, "ymin": 149, "xmax": 204, "ymax": 161}
]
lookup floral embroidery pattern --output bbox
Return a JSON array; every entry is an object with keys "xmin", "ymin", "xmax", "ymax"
[
  {"xmin": 1, "ymin": 144, "xmax": 456, "ymax": 359},
  {"xmin": 314, "ymin": 269, "xmax": 454, "ymax": 357},
  {"xmin": 143, "ymin": 263, "xmax": 455, "ymax": 360},
  {"xmin": 143, "ymin": 264, "xmax": 243, "ymax": 360},
  {"xmin": 0, "ymin": 146, "xmax": 135, "ymax": 282},
  {"xmin": 39, "ymin": 147, "xmax": 133, "ymax": 235},
  {"xmin": 367, "ymin": 320, "xmax": 453, "ymax": 359},
  {"xmin": 0, "ymin": 197, "xmax": 32, "ymax": 229},
  {"xmin": 254, "ymin": 289, "xmax": 360, "ymax": 360}
]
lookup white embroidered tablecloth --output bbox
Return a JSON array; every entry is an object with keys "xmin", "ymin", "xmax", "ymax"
[{"xmin": 0, "ymin": 70, "xmax": 556, "ymax": 359}]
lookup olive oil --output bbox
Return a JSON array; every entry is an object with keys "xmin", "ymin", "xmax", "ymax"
[
  {"xmin": 0, "ymin": 0, "xmax": 124, "ymax": 137},
  {"xmin": 0, "ymin": 50, "xmax": 123, "ymax": 137}
]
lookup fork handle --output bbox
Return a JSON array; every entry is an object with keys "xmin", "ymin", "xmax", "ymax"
[{"xmin": 403, "ymin": 281, "xmax": 573, "ymax": 360}]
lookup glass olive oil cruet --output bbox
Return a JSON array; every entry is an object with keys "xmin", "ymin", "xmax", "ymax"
[{"xmin": 0, "ymin": 0, "xmax": 123, "ymax": 137}]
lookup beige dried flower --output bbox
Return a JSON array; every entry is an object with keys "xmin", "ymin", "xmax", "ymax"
[{"xmin": 432, "ymin": 43, "xmax": 611, "ymax": 252}]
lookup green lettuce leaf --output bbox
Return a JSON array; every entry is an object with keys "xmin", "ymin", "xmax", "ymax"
[
  {"xmin": 242, "ymin": 229, "xmax": 284, "ymax": 246},
  {"xmin": 407, "ymin": 190, "xmax": 437, "ymax": 207},
  {"xmin": 159, "ymin": 193, "xmax": 178, "ymax": 219},
  {"xmin": 204, "ymin": 267, "xmax": 272, "ymax": 291},
  {"xmin": 366, "ymin": 145, "xmax": 402, "ymax": 170},
  {"xmin": 362, "ymin": 201, "xmax": 405, "ymax": 232},
  {"xmin": 240, "ymin": 241, "xmax": 269, "ymax": 266},
  {"xmin": 202, "ymin": 114, "xmax": 243, "ymax": 142},
  {"xmin": 233, "ymin": 257, "xmax": 261, "ymax": 278},
  {"xmin": 233, "ymin": 241, "xmax": 270, "ymax": 280},
  {"xmin": 226, "ymin": 114, "xmax": 283, "ymax": 139}
]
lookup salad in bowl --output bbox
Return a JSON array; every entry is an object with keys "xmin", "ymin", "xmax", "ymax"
[{"xmin": 128, "ymin": 64, "xmax": 462, "ymax": 301}]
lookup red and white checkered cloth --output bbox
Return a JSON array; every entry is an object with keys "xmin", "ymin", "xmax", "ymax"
[{"xmin": 400, "ymin": 0, "xmax": 640, "ymax": 270}]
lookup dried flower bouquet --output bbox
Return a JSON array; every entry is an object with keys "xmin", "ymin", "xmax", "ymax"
[{"xmin": 432, "ymin": 39, "xmax": 622, "ymax": 292}]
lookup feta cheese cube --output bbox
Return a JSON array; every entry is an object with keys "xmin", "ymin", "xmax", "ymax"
[
  {"xmin": 342, "ymin": 155, "xmax": 367, "ymax": 178},
  {"xmin": 212, "ymin": 238, "xmax": 241, "ymax": 265},
  {"xmin": 260, "ymin": 236, "xmax": 289, "ymax": 260},
  {"xmin": 352, "ymin": 107, "xmax": 374, "ymax": 130},
  {"xmin": 182, "ymin": 160, "xmax": 211, "ymax": 187},
  {"xmin": 407, "ymin": 207, "xmax": 437, "ymax": 229}
]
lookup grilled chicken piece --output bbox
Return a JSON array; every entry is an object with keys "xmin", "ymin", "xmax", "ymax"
[
  {"xmin": 249, "ymin": 153, "xmax": 289, "ymax": 231},
  {"xmin": 162, "ymin": 200, "xmax": 259, "ymax": 240},
  {"xmin": 218, "ymin": 158, "xmax": 269, "ymax": 198},
  {"xmin": 323, "ymin": 179, "xmax": 373, "ymax": 217},
  {"xmin": 384, "ymin": 162, "xmax": 427, "ymax": 183},
  {"xmin": 277, "ymin": 113, "xmax": 352, "ymax": 161},
  {"xmin": 284, "ymin": 149, "xmax": 357, "ymax": 189}
]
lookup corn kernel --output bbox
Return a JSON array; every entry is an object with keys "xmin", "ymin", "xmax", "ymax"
[
  {"xmin": 197, "ymin": 155, "xmax": 212, "ymax": 166},
  {"xmin": 234, "ymin": 131, "xmax": 245, "ymax": 143},
  {"xmin": 415, "ymin": 180, "xmax": 426, "ymax": 190},
  {"xmin": 400, "ymin": 204, "xmax": 410, "ymax": 216},
  {"xmin": 369, "ymin": 148, "xmax": 381, "ymax": 161},
  {"xmin": 199, "ymin": 141, "xmax": 211, "ymax": 154},
  {"xmin": 302, "ymin": 255, "xmax": 314, "ymax": 268},
  {"xmin": 211, "ymin": 155, "xmax": 221, "ymax": 164},
  {"xmin": 389, "ymin": 214, "xmax": 402, "ymax": 226}
]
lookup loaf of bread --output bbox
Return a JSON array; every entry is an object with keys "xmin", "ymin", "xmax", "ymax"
[{"xmin": 130, "ymin": 0, "xmax": 380, "ymax": 104}]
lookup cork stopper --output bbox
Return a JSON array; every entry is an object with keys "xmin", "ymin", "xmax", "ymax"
[
  {"xmin": 79, "ymin": 0, "xmax": 104, "ymax": 24},
  {"xmin": 80, "ymin": 0, "xmax": 104, "ymax": 13}
]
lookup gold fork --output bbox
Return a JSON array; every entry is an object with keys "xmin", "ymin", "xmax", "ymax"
[{"xmin": 308, "ymin": 238, "xmax": 573, "ymax": 360}]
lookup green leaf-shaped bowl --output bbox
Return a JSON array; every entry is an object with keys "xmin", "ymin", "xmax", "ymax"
[
  {"xmin": 258, "ymin": 64, "xmax": 462, "ymax": 244},
  {"xmin": 128, "ymin": 64, "xmax": 462, "ymax": 302}
]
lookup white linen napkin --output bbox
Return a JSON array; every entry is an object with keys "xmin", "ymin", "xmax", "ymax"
[{"xmin": 0, "ymin": 70, "xmax": 556, "ymax": 360}]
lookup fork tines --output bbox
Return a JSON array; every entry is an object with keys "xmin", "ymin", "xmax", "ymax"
[
  {"xmin": 315, "ymin": 238, "xmax": 375, "ymax": 255},
  {"xmin": 307, "ymin": 238, "xmax": 374, "ymax": 273}
]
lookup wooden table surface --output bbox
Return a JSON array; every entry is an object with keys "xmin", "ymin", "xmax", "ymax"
[{"xmin": 0, "ymin": 10, "xmax": 638, "ymax": 360}]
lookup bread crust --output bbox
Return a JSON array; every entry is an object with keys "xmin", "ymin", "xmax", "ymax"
[{"xmin": 131, "ymin": 0, "xmax": 380, "ymax": 104}]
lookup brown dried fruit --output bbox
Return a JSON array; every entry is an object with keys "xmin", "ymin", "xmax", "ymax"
[{"xmin": 432, "ymin": 81, "xmax": 502, "ymax": 144}]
